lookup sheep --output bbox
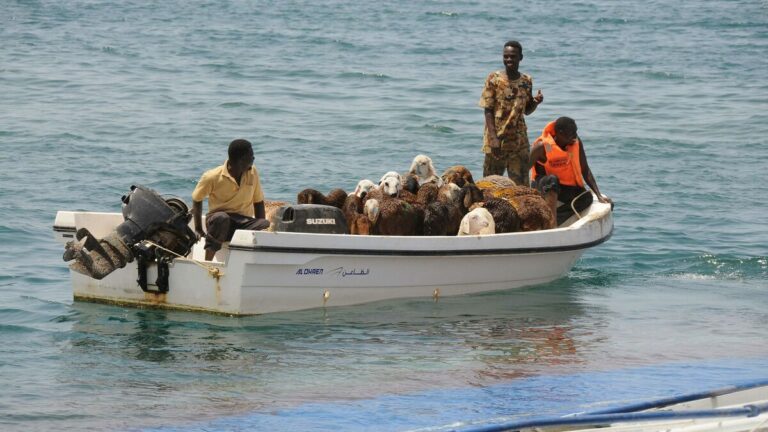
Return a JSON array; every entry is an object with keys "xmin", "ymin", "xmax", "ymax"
[
  {"xmin": 475, "ymin": 182, "xmax": 554, "ymax": 231},
  {"xmin": 348, "ymin": 213, "xmax": 372, "ymax": 235},
  {"xmin": 476, "ymin": 175, "xmax": 517, "ymax": 191},
  {"xmin": 265, "ymin": 200, "xmax": 289, "ymax": 231},
  {"xmin": 423, "ymin": 184, "xmax": 484, "ymax": 236},
  {"xmin": 415, "ymin": 182, "xmax": 439, "ymax": 207},
  {"xmin": 408, "ymin": 154, "xmax": 443, "ymax": 187},
  {"xmin": 396, "ymin": 182, "xmax": 439, "ymax": 217},
  {"xmin": 437, "ymin": 182, "xmax": 461, "ymax": 204},
  {"xmin": 342, "ymin": 185, "xmax": 383, "ymax": 236},
  {"xmin": 296, "ymin": 188, "xmax": 347, "ymax": 209},
  {"xmin": 479, "ymin": 185, "xmax": 539, "ymax": 203},
  {"xmin": 507, "ymin": 194, "xmax": 556, "ymax": 231},
  {"xmin": 352, "ymin": 179, "xmax": 376, "ymax": 198},
  {"xmin": 441, "ymin": 165, "xmax": 475, "ymax": 187},
  {"xmin": 478, "ymin": 198, "xmax": 520, "ymax": 233},
  {"xmin": 402, "ymin": 173, "xmax": 421, "ymax": 194},
  {"xmin": 378, "ymin": 172, "xmax": 402, "ymax": 197},
  {"xmin": 458, "ymin": 207, "xmax": 495, "ymax": 236},
  {"xmin": 363, "ymin": 197, "xmax": 421, "ymax": 236}
]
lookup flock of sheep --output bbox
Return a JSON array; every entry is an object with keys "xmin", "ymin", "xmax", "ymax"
[{"xmin": 265, "ymin": 155, "xmax": 556, "ymax": 236}]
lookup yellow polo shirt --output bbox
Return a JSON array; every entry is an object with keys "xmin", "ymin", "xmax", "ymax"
[{"xmin": 192, "ymin": 162, "xmax": 264, "ymax": 217}]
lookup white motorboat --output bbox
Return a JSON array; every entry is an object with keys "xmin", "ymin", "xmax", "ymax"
[
  {"xmin": 459, "ymin": 380, "xmax": 768, "ymax": 432},
  {"xmin": 53, "ymin": 194, "xmax": 613, "ymax": 316}
]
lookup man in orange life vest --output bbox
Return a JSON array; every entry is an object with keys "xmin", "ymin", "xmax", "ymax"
[{"xmin": 529, "ymin": 117, "xmax": 612, "ymax": 226}]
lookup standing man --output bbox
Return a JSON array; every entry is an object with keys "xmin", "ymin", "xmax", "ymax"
[
  {"xmin": 192, "ymin": 139, "xmax": 269, "ymax": 261},
  {"xmin": 479, "ymin": 40, "xmax": 544, "ymax": 185},
  {"xmin": 530, "ymin": 117, "xmax": 612, "ymax": 226}
]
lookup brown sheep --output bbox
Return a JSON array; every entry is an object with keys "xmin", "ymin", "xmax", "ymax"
[
  {"xmin": 402, "ymin": 173, "xmax": 421, "ymax": 194},
  {"xmin": 476, "ymin": 182, "xmax": 554, "ymax": 231},
  {"xmin": 296, "ymin": 188, "xmax": 347, "ymax": 209},
  {"xmin": 488, "ymin": 185, "xmax": 540, "ymax": 202},
  {"xmin": 441, "ymin": 165, "xmax": 475, "ymax": 187},
  {"xmin": 437, "ymin": 182, "xmax": 461, "ymax": 203},
  {"xmin": 423, "ymin": 184, "xmax": 484, "ymax": 236},
  {"xmin": 364, "ymin": 197, "xmax": 422, "ymax": 236},
  {"xmin": 415, "ymin": 182, "xmax": 439, "ymax": 207},
  {"xmin": 478, "ymin": 198, "xmax": 521, "ymax": 233},
  {"xmin": 348, "ymin": 213, "xmax": 372, "ymax": 235},
  {"xmin": 507, "ymin": 194, "xmax": 556, "ymax": 231},
  {"xmin": 342, "ymin": 191, "xmax": 380, "ymax": 236},
  {"xmin": 395, "ymin": 182, "xmax": 439, "ymax": 225},
  {"xmin": 265, "ymin": 200, "xmax": 289, "ymax": 231},
  {"xmin": 476, "ymin": 175, "xmax": 517, "ymax": 190}
]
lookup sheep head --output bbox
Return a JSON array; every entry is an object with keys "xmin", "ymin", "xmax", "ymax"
[
  {"xmin": 441, "ymin": 165, "xmax": 475, "ymax": 187},
  {"xmin": 438, "ymin": 183, "xmax": 461, "ymax": 203},
  {"xmin": 379, "ymin": 174, "xmax": 402, "ymax": 197},
  {"xmin": 409, "ymin": 155, "xmax": 436, "ymax": 179},
  {"xmin": 458, "ymin": 208, "xmax": 495, "ymax": 236},
  {"xmin": 297, "ymin": 188, "xmax": 324, "ymax": 205},
  {"xmin": 364, "ymin": 198, "xmax": 380, "ymax": 225},
  {"xmin": 461, "ymin": 184, "xmax": 485, "ymax": 211},
  {"xmin": 353, "ymin": 179, "xmax": 376, "ymax": 198}
]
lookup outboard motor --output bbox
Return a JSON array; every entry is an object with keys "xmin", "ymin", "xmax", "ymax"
[
  {"xmin": 63, "ymin": 185, "xmax": 197, "ymax": 281},
  {"xmin": 272, "ymin": 204, "xmax": 348, "ymax": 234}
]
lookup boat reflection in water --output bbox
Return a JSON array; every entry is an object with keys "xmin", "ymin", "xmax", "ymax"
[{"xmin": 55, "ymin": 282, "xmax": 592, "ymax": 429}]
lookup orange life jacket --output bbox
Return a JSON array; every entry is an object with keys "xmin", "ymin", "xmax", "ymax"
[{"xmin": 530, "ymin": 121, "xmax": 584, "ymax": 187}]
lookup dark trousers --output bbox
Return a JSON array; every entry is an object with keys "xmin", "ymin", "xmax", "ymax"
[
  {"xmin": 205, "ymin": 212, "xmax": 269, "ymax": 252},
  {"xmin": 532, "ymin": 175, "xmax": 593, "ymax": 226}
]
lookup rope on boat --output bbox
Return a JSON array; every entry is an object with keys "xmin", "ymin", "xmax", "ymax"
[{"xmin": 142, "ymin": 240, "xmax": 223, "ymax": 280}]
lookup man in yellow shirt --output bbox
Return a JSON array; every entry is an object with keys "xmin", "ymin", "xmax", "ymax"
[{"xmin": 192, "ymin": 139, "xmax": 269, "ymax": 261}]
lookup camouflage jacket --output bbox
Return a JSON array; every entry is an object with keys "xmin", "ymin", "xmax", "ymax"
[{"xmin": 478, "ymin": 71, "xmax": 535, "ymax": 153}]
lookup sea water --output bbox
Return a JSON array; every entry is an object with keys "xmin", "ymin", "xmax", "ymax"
[{"xmin": 0, "ymin": 1, "xmax": 766, "ymax": 431}]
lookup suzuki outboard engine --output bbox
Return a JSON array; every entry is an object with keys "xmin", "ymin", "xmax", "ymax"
[{"xmin": 63, "ymin": 185, "xmax": 197, "ymax": 281}]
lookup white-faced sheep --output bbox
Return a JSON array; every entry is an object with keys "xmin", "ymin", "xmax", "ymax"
[
  {"xmin": 352, "ymin": 179, "xmax": 376, "ymax": 198},
  {"xmin": 378, "ymin": 172, "xmax": 402, "ymax": 197},
  {"xmin": 441, "ymin": 165, "xmax": 475, "ymax": 187},
  {"xmin": 458, "ymin": 207, "xmax": 495, "ymax": 236},
  {"xmin": 296, "ymin": 188, "xmax": 347, "ymax": 209},
  {"xmin": 408, "ymin": 155, "xmax": 443, "ymax": 187}
]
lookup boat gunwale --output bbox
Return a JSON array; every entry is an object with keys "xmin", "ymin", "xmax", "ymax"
[{"xmin": 228, "ymin": 229, "xmax": 613, "ymax": 256}]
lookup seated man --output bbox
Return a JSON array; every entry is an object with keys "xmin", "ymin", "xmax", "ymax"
[
  {"xmin": 192, "ymin": 139, "xmax": 269, "ymax": 261},
  {"xmin": 530, "ymin": 117, "xmax": 612, "ymax": 226}
]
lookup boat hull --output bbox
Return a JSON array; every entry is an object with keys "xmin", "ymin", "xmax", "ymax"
[{"xmin": 54, "ymin": 201, "xmax": 613, "ymax": 315}]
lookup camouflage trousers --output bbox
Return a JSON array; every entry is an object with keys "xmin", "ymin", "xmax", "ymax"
[{"xmin": 482, "ymin": 146, "xmax": 530, "ymax": 187}]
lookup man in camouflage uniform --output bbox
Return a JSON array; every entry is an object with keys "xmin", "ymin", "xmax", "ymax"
[{"xmin": 479, "ymin": 40, "xmax": 544, "ymax": 185}]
